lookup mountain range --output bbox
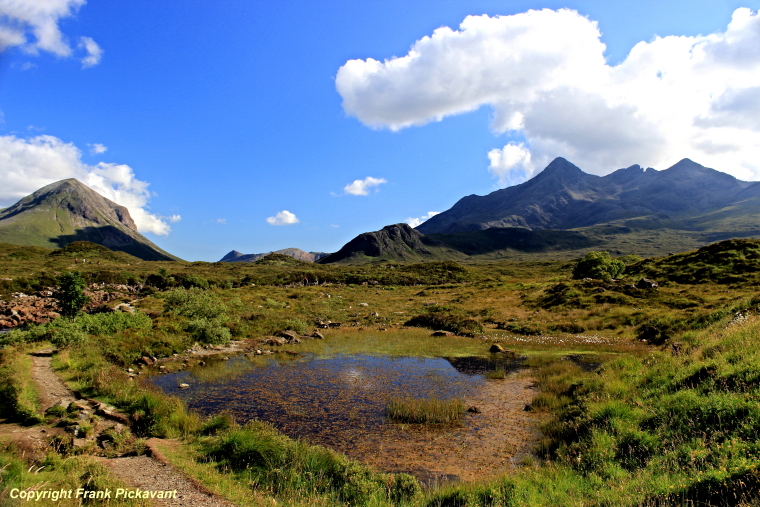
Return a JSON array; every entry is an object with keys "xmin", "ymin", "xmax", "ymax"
[
  {"xmin": 4, "ymin": 157, "xmax": 760, "ymax": 264},
  {"xmin": 417, "ymin": 157, "xmax": 760, "ymax": 234},
  {"xmin": 220, "ymin": 248, "xmax": 330, "ymax": 263},
  {"xmin": 0, "ymin": 179, "xmax": 179, "ymax": 261}
]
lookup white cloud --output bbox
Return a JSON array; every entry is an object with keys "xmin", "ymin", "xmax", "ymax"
[
  {"xmin": 0, "ymin": 134, "xmax": 175, "ymax": 235},
  {"xmin": 215, "ymin": 218, "xmax": 226, "ymax": 224},
  {"xmin": 336, "ymin": 7, "xmax": 760, "ymax": 183},
  {"xmin": 0, "ymin": 0, "xmax": 102, "ymax": 66},
  {"xmin": 488, "ymin": 142, "xmax": 533, "ymax": 185},
  {"xmin": 343, "ymin": 176, "xmax": 387, "ymax": 196},
  {"xmin": 78, "ymin": 36, "xmax": 102, "ymax": 68},
  {"xmin": 88, "ymin": 143, "xmax": 107, "ymax": 154},
  {"xmin": 167, "ymin": 215, "xmax": 181, "ymax": 223},
  {"xmin": 405, "ymin": 211, "xmax": 440, "ymax": 228},
  {"xmin": 266, "ymin": 210, "xmax": 299, "ymax": 226}
]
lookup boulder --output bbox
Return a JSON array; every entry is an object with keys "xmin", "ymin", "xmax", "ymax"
[
  {"xmin": 489, "ymin": 344, "xmax": 506, "ymax": 353},
  {"xmin": 280, "ymin": 330, "xmax": 298, "ymax": 340},
  {"xmin": 467, "ymin": 406, "xmax": 481, "ymax": 413},
  {"xmin": 311, "ymin": 331, "xmax": 325, "ymax": 339},
  {"xmin": 636, "ymin": 278, "xmax": 659, "ymax": 289},
  {"xmin": 139, "ymin": 356, "xmax": 154, "ymax": 366},
  {"xmin": 266, "ymin": 337, "xmax": 287, "ymax": 346},
  {"xmin": 431, "ymin": 330, "xmax": 452, "ymax": 337}
]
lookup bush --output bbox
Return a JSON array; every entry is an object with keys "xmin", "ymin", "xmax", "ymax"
[
  {"xmin": 187, "ymin": 318, "xmax": 231, "ymax": 345},
  {"xmin": 54, "ymin": 271, "xmax": 90, "ymax": 318},
  {"xmin": 573, "ymin": 251, "xmax": 625, "ymax": 280}
]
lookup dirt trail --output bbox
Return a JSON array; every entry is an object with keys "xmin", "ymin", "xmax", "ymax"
[
  {"xmin": 22, "ymin": 348, "xmax": 237, "ymax": 507},
  {"xmin": 30, "ymin": 348, "xmax": 76, "ymax": 411}
]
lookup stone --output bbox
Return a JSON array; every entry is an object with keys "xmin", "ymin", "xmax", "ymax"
[
  {"xmin": 467, "ymin": 406, "xmax": 481, "ymax": 413},
  {"xmin": 178, "ymin": 383, "xmax": 190, "ymax": 389},
  {"xmin": 139, "ymin": 356, "xmax": 154, "ymax": 366},
  {"xmin": 431, "ymin": 330, "xmax": 452, "ymax": 337},
  {"xmin": 636, "ymin": 278, "xmax": 659, "ymax": 289},
  {"xmin": 266, "ymin": 337, "xmax": 287, "ymax": 346},
  {"xmin": 489, "ymin": 344, "xmax": 506, "ymax": 353},
  {"xmin": 280, "ymin": 330, "xmax": 299, "ymax": 342},
  {"xmin": 311, "ymin": 331, "xmax": 324, "ymax": 339}
]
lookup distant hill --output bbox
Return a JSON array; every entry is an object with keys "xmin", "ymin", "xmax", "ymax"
[
  {"xmin": 318, "ymin": 224, "xmax": 462, "ymax": 264},
  {"xmin": 219, "ymin": 247, "xmax": 329, "ymax": 263},
  {"xmin": 417, "ymin": 157, "xmax": 760, "ymax": 234},
  {"xmin": 0, "ymin": 179, "xmax": 180, "ymax": 261}
]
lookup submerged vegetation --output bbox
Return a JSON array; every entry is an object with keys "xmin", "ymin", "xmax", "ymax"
[{"xmin": 3, "ymin": 239, "xmax": 760, "ymax": 504}]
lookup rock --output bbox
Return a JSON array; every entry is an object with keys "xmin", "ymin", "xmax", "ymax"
[
  {"xmin": 198, "ymin": 361, "xmax": 206, "ymax": 366},
  {"xmin": 178, "ymin": 383, "xmax": 190, "ymax": 389},
  {"xmin": 255, "ymin": 349, "xmax": 262, "ymax": 355},
  {"xmin": 489, "ymin": 344, "xmax": 506, "ymax": 353},
  {"xmin": 467, "ymin": 406, "xmax": 481, "ymax": 413},
  {"xmin": 636, "ymin": 278, "xmax": 659, "ymax": 289},
  {"xmin": 266, "ymin": 337, "xmax": 287, "ymax": 346},
  {"xmin": 431, "ymin": 330, "xmax": 452, "ymax": 337},
  {"xmin": 127, "ymin": 368, "xmax": 134, "ymax": 373},
  {"xmin": 139, "ymin": 356, "xmax": 154, "ymax": 366},
  {"xmin": 671, "ymin": 342, "xmax": 683, "ymax": 356},
  {"xmin": 327, "ymin": 322, "xmax": 342, "ymax": 328},
  {"xmin": 280, "ymin": 330, "xmax": 299, "ymax": 342},
  {"xmin": 311, "ymin": 331, "xmax": 324, "ymax": 339},
  {"xmin": 359, "ymin": 303, "xmax": 369, "ymax": 306},
  {"xmin": 159, "ymin": 365, "xmax": 166, "ymax": 371}
]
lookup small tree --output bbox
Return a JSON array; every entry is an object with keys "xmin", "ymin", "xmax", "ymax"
[
  {"xmin": 55, "ymin": 271, "xmax": 90, "ymax": 319},
  {"xmin": 573, "ymin": 251, "xmax": 625, "ymax": 280}
]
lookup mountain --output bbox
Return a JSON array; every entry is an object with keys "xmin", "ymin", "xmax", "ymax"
[
  {"xmin": 0, "ymin": 179, "xmax": 180, "ymax": 261},
  {"xmin": 325, "ymin": 158, "xmax": 760, "ymax": 264},
  {"xmin": 220, "ymin": 247, "xmax": 330, "ymax": 263},
  {"xmin": 417, "ymin": 157, "xmax": 760, "ymax": 234},
  {"xmin": 318, "ymin": 224, "xmax": 462, "ymax": 264}
]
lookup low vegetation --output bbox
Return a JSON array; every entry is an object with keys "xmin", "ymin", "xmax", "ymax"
[
  {"xmin": 385, "ymin": 396, "xmax": 466, "ymax": 425},
  {"xmin": 4, "ymin": 239, "xmax": 760, "ymax": 505}
]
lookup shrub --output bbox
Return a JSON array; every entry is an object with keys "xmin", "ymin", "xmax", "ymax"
[
  {"xmin": 573, "ymin": 251, "xmax": 625, "ymax": 280},
  {"xmin": 186, "ymin": 318, "xmax": 231, "ymax": 345},
  {"xmin": 54, "ymin": 271, "xmax": 90, "ymax": 318}
]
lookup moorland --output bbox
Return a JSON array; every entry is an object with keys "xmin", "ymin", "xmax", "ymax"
[{"xmin": 2, "ymin": 239, "xmax": 760, "ymax": 506}]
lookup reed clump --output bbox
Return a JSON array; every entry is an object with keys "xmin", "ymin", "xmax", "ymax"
[{"xmin": 385, "ymin": 396, "xmax": 465, "ymax": 424}]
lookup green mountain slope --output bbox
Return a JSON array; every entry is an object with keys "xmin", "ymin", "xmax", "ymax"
[{"xmin": 0, "ymin": 179, "xmax": 180, "ymax": 261}]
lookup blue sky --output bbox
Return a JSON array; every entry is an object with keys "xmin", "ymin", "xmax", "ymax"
[{"xmin": 1, "ymin": 0, "xmax": 759, "ymax": 261}]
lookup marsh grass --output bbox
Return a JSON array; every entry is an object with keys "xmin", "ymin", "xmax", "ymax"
[
  {"xmin": 484, "ymin": 367, "xmax": 507, "ymax": 379},
  {"xmin": 385, "ymin": 396, "xmax": 465, "ymax": 425}
]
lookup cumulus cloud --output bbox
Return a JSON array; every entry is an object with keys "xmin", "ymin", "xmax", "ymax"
[
  {"xmin": 78, "ymin": 36, "xmax": 102, "ymax": 68},
  {"xmin": 167, "ymin": 215, "xmax": 181, "ymax": 223},
  {"xmin": 336, "ymin": 7, "xmax": 760, "ymax": 182},
  {"xmin": 88, "ymin": 143, "xmax": 107, "ymax": 154},
  {"xmin": 0, "ymin": 0, "xmax": 102, "ymax": 66},
  {"xmin": 266, "ymin": 210, "xmax": 299, "ymax": 226},
  {"xmin": 405, "ymin": 211, "xmax": 440, "ymax": 228},
  {"xmin": 0, "ymin": 134, "xmax": 177, "ymax": 235},
  {"xmin": 215, "ymin": 218, "xmax": 226, "ymax": 224},
  {"xmin": 343, "ymin": 176, "xmax": 387, "ymax": 196}
]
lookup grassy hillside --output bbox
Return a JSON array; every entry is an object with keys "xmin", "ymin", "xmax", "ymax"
[{"xmin": 2, "ymin": 239, "xmax": 760, "ymax": 505}]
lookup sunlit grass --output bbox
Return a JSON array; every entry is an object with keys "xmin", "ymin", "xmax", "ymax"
[{"xmin": 385, "ymin": 396, "xmax": 465, "ymax": 424}]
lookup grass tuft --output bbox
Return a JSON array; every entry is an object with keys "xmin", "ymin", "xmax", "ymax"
[{"xmin": 385, "ymin": 396, "xmax": 466, "ymax": 425}]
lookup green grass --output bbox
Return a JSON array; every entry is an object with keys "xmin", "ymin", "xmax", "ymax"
[{"xmin": 385, "ymin": 397, "xmax": 466, "ymax": 425}]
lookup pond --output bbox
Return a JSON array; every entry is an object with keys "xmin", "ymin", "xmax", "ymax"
[{"xmin": 151, "ymin": 353, "xmax": 540, "ymax": 484}]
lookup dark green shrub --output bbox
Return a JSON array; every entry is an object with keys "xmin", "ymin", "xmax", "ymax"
[
  {"xmin": 573, "ymin": 251, "xmax": 625, "ymax": 280},
  {"xmin": 55, "ymin": 271, "xmax": 90, "ymax": 318}
]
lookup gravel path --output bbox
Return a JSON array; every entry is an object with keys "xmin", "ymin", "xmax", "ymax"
[
  {"xmin": 29, "ymin": 348, "xmax": 76, "ymax": 411},
  {"xmin": 99, "ymin": 455, "xmax": 235, "ymax": 507}
]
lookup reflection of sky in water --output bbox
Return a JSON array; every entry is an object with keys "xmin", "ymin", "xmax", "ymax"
[{"xmin": 151, "ymin": 355, "xmax": 486, "ymax": 441}]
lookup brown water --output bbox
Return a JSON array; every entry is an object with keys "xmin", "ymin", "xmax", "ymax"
[{"xmin": 151, "ymin": 354, "xmax": 541, "ymax": 484}]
